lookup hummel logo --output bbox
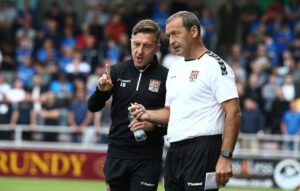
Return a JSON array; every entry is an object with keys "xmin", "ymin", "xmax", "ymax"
[
  {"xmin": 170, "ymin": 76, "xmax": 176, "ymax": 79},
  {"xmin": 207, "ymin": 51, "xmax": 228, "ymax": 75},
  {"xmin": 140, "ymin": 181, "xmax": 155, "ymax": 187},
  {"xmin": 187, "ymin": 182, "xmax": 203, "ymax": 186}
]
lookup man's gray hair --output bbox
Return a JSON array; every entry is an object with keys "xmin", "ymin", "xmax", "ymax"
[{"xmin": 166, "ymin": 11, "xmax": 201, "ymax": 35}]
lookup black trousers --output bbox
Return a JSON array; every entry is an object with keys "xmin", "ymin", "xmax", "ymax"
[{"xmin": 104, "ymin": 157, "xmax": 162, "ymax": 191}]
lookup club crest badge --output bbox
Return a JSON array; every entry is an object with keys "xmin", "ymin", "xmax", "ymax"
[
  {"xmin": 148, "ymin": 79, "xmax": 161, "ymax": 92},
  {"xmin": 189, "ymin": 70, "xmax": 199, "ymax": 81}
]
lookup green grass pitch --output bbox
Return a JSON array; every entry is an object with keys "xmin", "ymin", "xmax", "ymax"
[{"xmin": 0, "ymin": 177, "xmax": 282, "ymax": 191}]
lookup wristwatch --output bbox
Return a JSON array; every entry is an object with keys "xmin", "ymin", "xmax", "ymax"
[{"xmin": 220, "ymin": 150, "xmax": 232, "ymax": 159}]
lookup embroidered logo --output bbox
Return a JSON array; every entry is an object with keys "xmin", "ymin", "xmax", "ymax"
[
  {"xmin": 148, "ymin": 79, "xmax": 161, "ymax": 92},
  {"xmin": 189, "ymin": 70, "xmax": 199, "ymax": 81},
  {"xmin": 141, "ymin": 181, "xmax": 155, "ymax": 187},
  {"xmin": 117, "ymin": 78, "xmax": 131, "ymax": 87},
  {"xmin": 187, "ymin": 182, "xmax": 203, "ymax": 186}
]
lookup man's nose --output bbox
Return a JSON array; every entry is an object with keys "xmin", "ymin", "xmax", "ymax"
[
  {"xmin": 137, "ymin": 46, "xmax": 144, "ymax": 55},
  {"xmin": 169, "ymin": 36, "xmax": 175, "ymax": 46}
]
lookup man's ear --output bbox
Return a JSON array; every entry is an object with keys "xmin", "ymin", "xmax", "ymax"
[{"xmin": 191, "ymin": 25, "xmax": 199, "ymax": 38}]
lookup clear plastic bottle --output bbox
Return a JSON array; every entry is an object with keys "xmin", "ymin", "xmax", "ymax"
[{"xmin": 128, "ymin": 112, "xmax": 147, "ymax": 142}]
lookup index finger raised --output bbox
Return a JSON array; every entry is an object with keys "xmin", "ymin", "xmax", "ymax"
[{"xmin": 105, "ymin": 62, "xmax": 111, "ymax": 78}]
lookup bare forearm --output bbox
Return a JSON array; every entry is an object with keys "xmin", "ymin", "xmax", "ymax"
[
  {"xmin": 222, "ymin": 115, "xmax": 240, "ymax": 152},
  {"xmin": 221, "ymin": 99, "xmax": 241, "ymax": 152},
  {"xmin": 147, "ymin": 107, "xmax": 170, "ymax": 124}
]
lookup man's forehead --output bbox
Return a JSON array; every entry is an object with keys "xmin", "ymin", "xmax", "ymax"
[
  {"xmin": 166, "ymin": 18, "xmax": 183, "ymax": 31},
  {"xmin": 131, "ymin": 33, "xmax": 156, "ymax": 43}
]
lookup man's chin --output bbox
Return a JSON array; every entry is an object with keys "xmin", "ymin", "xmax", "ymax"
[{"xmin": 134, "ymin": 62, "xmax": 146, "ymax": 68}]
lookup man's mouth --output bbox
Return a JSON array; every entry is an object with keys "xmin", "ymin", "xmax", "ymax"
[{"xmin": 136, "ymin": 57, "xmax": 143, "ymax": 62}]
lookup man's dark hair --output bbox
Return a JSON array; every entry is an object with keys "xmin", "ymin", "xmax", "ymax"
[
  {"xmin": 166, "ymin": 11, "xmax": 201, "ymax": 36},
  {"xmin": 131, "ymin": 19, "xmax": 161, "ymax": 44}
]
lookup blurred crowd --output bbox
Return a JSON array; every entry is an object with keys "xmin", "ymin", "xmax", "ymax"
[{"xmin": 0, "ymin": 0, "xmax": 300, "ymax": 148}]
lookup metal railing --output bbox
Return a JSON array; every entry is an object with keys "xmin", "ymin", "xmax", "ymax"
[{"xmin": 0, "ymin": 124, "xmax": 299, "ymax": 158}]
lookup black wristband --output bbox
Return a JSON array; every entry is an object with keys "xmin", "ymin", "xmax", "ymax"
[{"xmin": 220, "ymin": 150, "xmax": 232, "ymax": 159}]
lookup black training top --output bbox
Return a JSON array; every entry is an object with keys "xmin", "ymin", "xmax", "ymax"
[{"xmin": 88, "ymin": 57, "xmax": 168, "ymax": 159}]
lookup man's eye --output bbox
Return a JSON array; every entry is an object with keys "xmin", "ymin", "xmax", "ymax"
[{"xmin": 144, "ymin": 44, "xmax": 153, "ymax": 48}]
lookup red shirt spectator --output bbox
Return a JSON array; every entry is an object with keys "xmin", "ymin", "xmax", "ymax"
[{"xmin": 104, "ymin": 13, "xmax": 126, "ymax": 42}]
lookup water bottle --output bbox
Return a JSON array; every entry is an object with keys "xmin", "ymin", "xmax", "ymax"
[{"xmin": 128, "ymin": 112, "xmax": 147, "ymax": 142}]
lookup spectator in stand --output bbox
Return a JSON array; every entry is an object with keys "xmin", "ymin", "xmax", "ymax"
[
  {"xmin": 88, "ymin": 14, "xmax": 104, "ymax": 41},
  {"xmin": 152, "ymin": 2, "xmax": 169, "ymax": 30},
  {"xmin": 41, "ymin": 19, "xmax": 61, "ymax": 48},
  {"xmin": 273, "ymin": 22, "xmax": 295, "ymax": 58},
  {"xmin": 228, "ymin": 58, "xmax": 247, "ymax": 85},
  {"xmin": 9, "ymin": 93, "xmax": 36, "ymax": 141},
  {"xmin": 190, "ymin": 0, "xmax": 206, "ymax": 18},
  {"xmin": 36, "ymin": 39, "xmax": 59, "ymax": 64},
  {"xmin": 280, "ymin": 99, "xmax": 300, "ymax": 150},
  {"xmin": 33, "ymin": 62, "xmax": 52, "ymax": 89},
  {"xmin": 16, "ymin": 36, "xmax": 33, "ymax": 65},
  {"xmin": 226, "ymin": 44, "xmax": 248, "ymax": 70},
  {"xmin": 290, "ymin": 33, "xmax": 300, "ymax": 62},
  {"xmin": 61, "ymin": 26, "xmax": 76, "ymax": 49},
  {"xmin": 200, "ymin": 7, "xmax": 217, "ymax": 51},
  {"xmin": 0, "ymin": 74, "xmax": 11, "ymax": 99},
  {"xmin": 282, "ymin": 74, "xmax": 296, "ymax": 102},
  {"xmin": 0, "ymin": 1, "xmax": 17, "ymax": 41},
  {"xmin": 262, "ymin": 72, "xmax": 279, "ymax": 130},
  {"xmin": 85, "ymin": 2, "xmax": 109, "ymax": 28},
  {"xmin": 40, "ymin": 91, "xmax": 61, "ymax": 142},
  {"xmin": 65, "ymin": 48, "xmax": 91, "ymax": 79},
  {"xmin": 245, "ymin": 73, "xmax": 264, "ymax": 109},
  {"xmin": 48, "ymin": 74, "xmax": 73, "ymax": 127},
  {"xmin": 68, "ymin": 88, "xmax": 93, "ymax": 143},
  {"xmin": 241, "ymin": 33, "xmax": 257, "ymax": 72},
  {"xmin": 126, "ymin": 2, "xmax": 151, "ymax": 35},
  {"xmin": 105, "ymin": 39, "xmax": 121, "ymax": 66},
  {"xmin": 76, "ymin": 24, "xmax": 97, "ymax": 50},
  {"xmin": 16, "ymin": 16, "xmax": 36, "ymax": 47},
  {"xmin": 240, "ymin": 97, "xmax": 264, "ymax": 150},
  {"xmin": 5, "ymin": 79, "xmax": 26, "ymax": 104},
  {"xmin": 57, "ymin": 44, "xmax": 73, "ymax": 74},
  {"xmin": 270, "ymin": 86, "xmax": 290, "ymax": 134},
  {"xmin": 217, "ymin": 0, "xmax": 240, "ymax": 57},
  {"xmin": 0, "ymin": 95, "xmax": 13, "ymax": 140},
  {"xmin": 44, "ymin": 1, "xmax": 64, "ymax": 30},
  {"xmin": 62, "ymin": 1, "xmax": 78, "ymax": 33},
  {"xmin": 49, "ymin": 73, "xmax": 73, "ymax": 100},
  {"xmin": 16, "ymin": 55, "xmax": 36, "ymax": 89},
  {"xmin": 16, "ymin": 0, "xmax": 36, "ymax": 28},
  {"xmin": 105, "ymin": 12, "xmax": 126, "ymax": 42},
  {"xmin": 0, "ymin": 40, "xmax": 15, "ymax": 71},
  {"xmin": 30, "ymin": 74, "xmax": 47, "ymax": 124},
  {"xmin": 118, "ymin": 33, "xmax": 131, "ymax": 62},
  {"xmin": 81, "ymin": 33, "xmax": 100, "ymax": 71},
  {"xmin": 285, "ymin": 0, "xmax": 300, "ymax": 32},
  {"xmin": 281, "ymin": 50, "xmax": 296, "ymax": 76},
  {"xmin": 239, "ymin": 0, "xmax": 262, "ymax": 43},
  {"xmin": 261, "ymin": 0, "xmax": 286, "ymax": 34}
]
